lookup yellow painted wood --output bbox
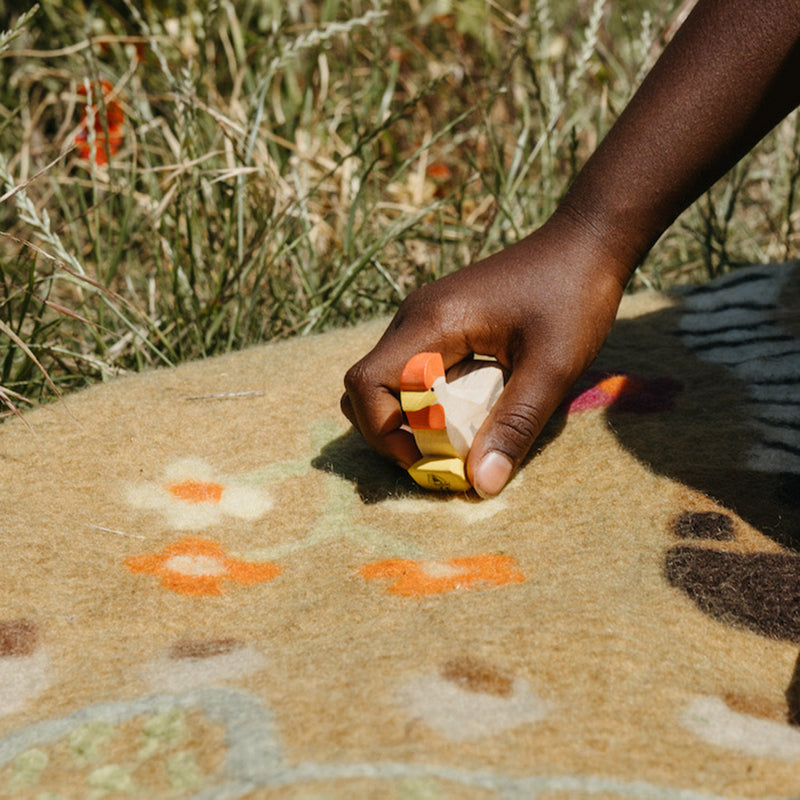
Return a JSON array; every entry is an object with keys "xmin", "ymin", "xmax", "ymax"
[
  {"xmin": 412, "ymin": 428, "xmax": 459, "ymax": 458},
  {"xmin": 408, "ymin": 457, "xmax": 471, "ymax": 492},
  {"xmin": 400, "ymin": 389, "xmax": 438, "ymax": 412}
]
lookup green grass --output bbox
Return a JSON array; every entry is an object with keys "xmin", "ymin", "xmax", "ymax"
[{"xmin": 0, "ymin": 0, "xmax": 798, "ymax": 417}]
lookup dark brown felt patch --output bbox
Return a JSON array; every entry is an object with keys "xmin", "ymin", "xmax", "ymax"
[
  {"xmin": 0, "ymin": 619, "xmax": 38, "ymax": 657},
  {"xmin": 441, "ymin": 656, "xmax": 513, "ymax": 697},
  {"xmin": 665, "ymin": 547, "xmax": 800, "ymax": 642},
  {"xmin": 673, "ymin": 511, "xmax": 735, "ymax": 541}
]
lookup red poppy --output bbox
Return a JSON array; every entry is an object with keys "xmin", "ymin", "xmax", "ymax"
[
  {"xmin": 426, "ymin": 162, "xmax": 452, "ymax": 181},
  {"xmin": 75, "ymin": 79, "xmax": 125, "ymax": 165}
]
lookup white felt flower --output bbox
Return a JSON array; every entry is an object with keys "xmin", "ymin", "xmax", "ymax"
[
  {"xmin": 126, "ymin": 458, "xmax": 273, "ymax": 530},
  {"xmin": 383, "ymin": 493, "xmax": 507, "ymax": 523},
  {"xmin": 681, "ymin": 695, "xmax": 800, "ymax": 760},
  {"xmin": 140, "ymin": 639, "xmax": 267, "ymax": 692},
  {"xmin": 0, "ymin": 620, "xmax": 49, "ymax": 717},
  {"xmin": 396, "ymin": 659, "xmax": 549, "ymax": 742}
]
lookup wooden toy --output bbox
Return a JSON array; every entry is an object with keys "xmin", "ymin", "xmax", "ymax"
[
  {"xmin": 400, "ymin": 353, "xmax": 505, "ymax": 492},
  {"xmin": 408, "ymin": 456, "xmax": 471, "ymax": 492}
]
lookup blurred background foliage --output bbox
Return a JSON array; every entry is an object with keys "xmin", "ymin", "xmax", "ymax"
[{"xmin": 0, "ymin": 0, "xmax": 797, "ymax": 415}]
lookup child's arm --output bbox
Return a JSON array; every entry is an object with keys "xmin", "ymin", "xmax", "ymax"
[{"xmin": 341, "ymin": 0, "xmax": 800, "ymax": 497}]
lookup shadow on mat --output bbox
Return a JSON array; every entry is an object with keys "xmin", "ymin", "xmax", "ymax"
[
  {"xmin": 591, "ymin": 298, "xmax": 800, "ymax": 650},
  {"xmin": 313, "ymin": 299, "xmax": 798, "ymax": 544},
  {"xmin": 314, "ymin": 291, "xmax": 800, "ymax": 651},
  {"xmin": 311, "ymin": 428, "xmax": 420, "ymax": 504},
  {"xmin": 594, "ymin": 302, "xmax": 800, "ymax": 550},
  {"xmin": 312, "ymin": 405, "xmax": 568, "ymax": 504}
]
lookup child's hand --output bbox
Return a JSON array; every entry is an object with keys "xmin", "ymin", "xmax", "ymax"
[
  {"xmin": 341, "ymin": 209, "xmax": 631, "ymax": 497},
  {"xmin": 343, "ymin": 0, "xmax": 800, "ymax": 497}
]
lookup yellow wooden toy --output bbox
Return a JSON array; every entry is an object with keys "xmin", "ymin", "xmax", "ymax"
[
  {"xmin": 408, "ymin": 457, "xmax": 471, "ymax": 492},
  {"xmin": 400, "ymin": 353, "xmax": 505, "ymax": 492}
]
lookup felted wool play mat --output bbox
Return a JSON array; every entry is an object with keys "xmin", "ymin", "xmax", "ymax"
[{"xmin": 1, "ymin": 261, "xmax": 799, "ymax": 800}]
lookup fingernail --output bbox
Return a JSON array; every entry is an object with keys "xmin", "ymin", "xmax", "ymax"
[{"xmin": 473, "ymin": 451, "xmax": 513, "ymax": 499}]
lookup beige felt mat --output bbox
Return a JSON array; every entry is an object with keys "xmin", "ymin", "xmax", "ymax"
[{"xmin": 1, "ymin": 262, "xmax": 799, "ymax": 799}]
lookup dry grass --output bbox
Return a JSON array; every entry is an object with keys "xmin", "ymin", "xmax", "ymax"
[{"xmin": 0, "ymin": 0, "xmax": 798, "ymax": 416}]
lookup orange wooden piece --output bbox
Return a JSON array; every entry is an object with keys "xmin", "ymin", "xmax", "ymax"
[
  {"xmin": 405, "ymin": 404, "xmax": 446, "ymax": 430},
  {"xmin": 400, "ymin": 352, "xmax": 445, "ymax": 391}
]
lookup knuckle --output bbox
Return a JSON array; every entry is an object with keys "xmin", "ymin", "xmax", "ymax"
[{"xmin": 343, "ymin": 359, "xmax": 371, "ymax": 394}]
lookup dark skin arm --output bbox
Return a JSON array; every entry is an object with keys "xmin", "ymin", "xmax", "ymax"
[{"xmin": 342, "ymin": 0, "xmax": 800, "ymax": 497}]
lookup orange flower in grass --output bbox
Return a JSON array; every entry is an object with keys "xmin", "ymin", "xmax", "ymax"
[
  {"xmin": 425, "ymin": 162, "xmax": 452, "ymax": 181},
  {"xmin": 126, "ymin": 537, "xmax": 280, "ymax": 596},
  {"xmin": 361, "ymin": 555, "xmax": 525, "ymax": 597},
  {"xmin": 75, "ymin": 79, "xmax": 125, "ymax": 165}
]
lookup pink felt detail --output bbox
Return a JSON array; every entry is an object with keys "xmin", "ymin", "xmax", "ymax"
[{"xmin": 567, "ymin": 373, "xmax": 682, "ymax": 414}]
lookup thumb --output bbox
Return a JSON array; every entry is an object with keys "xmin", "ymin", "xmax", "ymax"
[{"xmin": 466, "ymin": 366, "xmax": 563, "ymax": 498}]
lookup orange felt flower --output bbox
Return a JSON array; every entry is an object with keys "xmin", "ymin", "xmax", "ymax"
[
  {"xmin": 126, "ymin": 537, "xmax": 280, "ymax": 596},
  {"xmin": 75, "ymin": 79, "xmax": 125, "ymax": 165},
  {"xmin": 360, "ymin": 555, "xmax": 525, "ymax": 597}
]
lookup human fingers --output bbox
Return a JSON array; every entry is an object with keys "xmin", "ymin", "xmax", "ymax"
[
  {"xmin": 342, "ymin": 351, "xmax": 425, "ymax": 469},
  {"xmin": 341, "ymin": 283, "xmax": 477, "ymax": 469},
  {"xmin": 465, "ymin": 353, "xmax": 574, "ymax": 498},
  {"xmin": 339, "ymin": 386, "xmax": 420, "ymax": 469}
]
